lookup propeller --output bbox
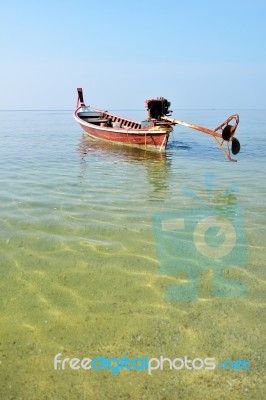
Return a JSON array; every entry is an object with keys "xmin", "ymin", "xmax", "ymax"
[
  {"xmin": 222, "ymin": 124, "xmax": 235, "ymax": 141},
  {"xmin": 221, "ymin": 121, "xmax": 241, "ymax": 157},
  {"xmin": 231, "ymin": 137, "xmax": 241, "ymax": 155}
]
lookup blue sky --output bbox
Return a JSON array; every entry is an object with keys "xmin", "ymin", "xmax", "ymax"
[{"xmin": 0, "ymin": 0, "xmax": 265, "ymax": 109}]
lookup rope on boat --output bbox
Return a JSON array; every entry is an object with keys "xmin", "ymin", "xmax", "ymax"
[
  {"xmin": 145, "ymin": 131, "xmax": 147, "ymax": 148},
  {"xmin": 159, "ymin": 135, "xmax": 167, "ymax": 152}
]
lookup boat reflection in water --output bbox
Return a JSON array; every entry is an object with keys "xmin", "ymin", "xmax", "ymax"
[{"xmin": 77, "ymin": 134, "xmax": 172, "ymax": 195}]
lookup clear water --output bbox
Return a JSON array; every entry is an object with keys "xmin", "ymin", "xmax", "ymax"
[{"xmin": 0, "ymin": 109, "xmax": 265, "ymax": 399}]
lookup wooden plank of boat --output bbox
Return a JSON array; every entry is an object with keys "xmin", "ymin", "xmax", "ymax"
[{"xmin": 73, "ymin": 88, "xmax": 241, "ymax": 160}]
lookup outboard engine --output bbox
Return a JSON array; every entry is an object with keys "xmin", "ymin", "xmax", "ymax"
[{"xmin": 145, "ymin": 98, "xmax": 172, "ymax": 120}]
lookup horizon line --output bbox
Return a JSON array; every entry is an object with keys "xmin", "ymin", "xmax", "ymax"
[{"xmin": 0, "ymin": 108, "xmax": 266, "ymax": 112}]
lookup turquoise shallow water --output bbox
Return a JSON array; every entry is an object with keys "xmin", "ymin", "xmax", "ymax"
[{"xmin": 0, "ymin": 109, "xmax": 265, "ymax": 399}]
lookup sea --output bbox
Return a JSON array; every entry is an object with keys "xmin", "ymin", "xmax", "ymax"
[{"xmin": 0, "ymin": 109, "xmax": 265, "ymax": 399}]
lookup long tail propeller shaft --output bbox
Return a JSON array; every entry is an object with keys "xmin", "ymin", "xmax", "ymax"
[{"xmin": 161, "ymin": 114, "xmax": 240, "ymax": 162}]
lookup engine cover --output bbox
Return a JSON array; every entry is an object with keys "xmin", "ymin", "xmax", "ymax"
[{"xmin": 145, "ymin": 98, "xmax": 172, "ymax": 119}]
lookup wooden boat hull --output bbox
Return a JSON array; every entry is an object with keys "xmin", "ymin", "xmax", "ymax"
[
  {"xmin": 75, "ymin": 118, "xmax": 170, "ymax": 151},
  {"xmin": 73, "ymin": 92, "xmax": 172, "ymax": 152}
]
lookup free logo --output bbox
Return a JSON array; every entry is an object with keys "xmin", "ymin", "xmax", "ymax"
[
  {"xmin": 54, "ymin": 354, "xmax": 250, "ymax": 375},
  {"xmin": 153, "ymin": 175, "xmax": 247, "ymax": 302}
]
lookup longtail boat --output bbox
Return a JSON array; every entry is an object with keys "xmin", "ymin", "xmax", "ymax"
[{"xmin": 74, "ymin": 88, "xmax": 241, "ymax": 161}]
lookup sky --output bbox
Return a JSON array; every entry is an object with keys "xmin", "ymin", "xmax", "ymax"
[{"xmin": 0, "ymin": 0, "xmax": 265, "ymax": 110}]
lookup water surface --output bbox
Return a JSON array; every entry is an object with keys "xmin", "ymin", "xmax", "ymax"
[{"xmin": 0, "ymin": 109, "xmax": 265, "ymax": 399}]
